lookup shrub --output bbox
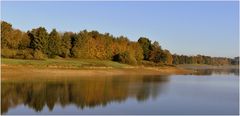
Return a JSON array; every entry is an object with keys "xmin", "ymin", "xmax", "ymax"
[
  {"xmin": 53, "ymin": 55, "xmax": 64, "ymax": 59},
  {"xmin": 15, "ymin": 49, "xmax": 34, "ymax": 59},
  {"xmin": 113, "ymin": 51, "xmax": 137, "ymax": 65},
  {"xmin": 141, "ymin": 60, "xmax": 166, "ymax": 67},
  {"xmin": 33, "ymin": 50, "xmax": 45, "ymax": 60},
  {"xmin": 1, "ymin": 48, "xmax": 17, "ymax": 58}
]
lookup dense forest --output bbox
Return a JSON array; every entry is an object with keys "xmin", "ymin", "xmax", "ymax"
[{"xmin": 1, "ymin": 21, "xmax": 239, "ymax": 65}]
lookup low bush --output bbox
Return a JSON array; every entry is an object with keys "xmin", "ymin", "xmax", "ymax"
[
  {"xmin": 113, "ymin": 51, "xmax": 137, "ymax": 65},
  {"xmin": 1, "ymin": 48, "xmax": 17, "ymax": 58},
  {"xmin": 15, "ymin": 49, "xmax": 34, "ymax": 59},
  {"xmin": 33, "ymin": 50, "xmax": 45, "ymax": 60}
]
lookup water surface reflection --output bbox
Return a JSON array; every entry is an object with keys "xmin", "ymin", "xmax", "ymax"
[
  {"xmin": 192, "ymin": 68, "xmax": 239, "ymax": 76},
  {"xmin": 1, "ymin": 75, "xmax": 169, "ymax": 114}
]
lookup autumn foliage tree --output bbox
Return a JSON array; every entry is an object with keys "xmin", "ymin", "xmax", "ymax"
[
  {"xmin": 1, "ymin": 21, "xmax": 13, "ymax": 49},
  {"xmin": 60, "ymin": 32, "xmax": 73, "ymax": 58},
  {"xmin": 47, "ymin": 29, "xmax": 61, "ymax": 58},
  {"xmin": 28, "ymin": 27, "xmax": 48, "ymax": 55},
  {"xmin": 138, "ymin": 37, "xmax": 152, "ymax": 60}
]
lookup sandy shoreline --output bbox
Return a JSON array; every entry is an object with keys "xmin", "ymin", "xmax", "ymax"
[{"xmin": 1, "ymin": 65, "xmax": 192, "ymax": 80}]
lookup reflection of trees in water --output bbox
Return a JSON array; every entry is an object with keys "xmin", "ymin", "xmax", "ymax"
[
  {"xmin": 136, "ymin": 76, "xmax": 169, "ymax": 101},
  {"xmin": 193, "ymin": 69, "xmax": 239, "ymax": 76},
  {"xmin": 1, "ymin": 75, "xmax": 169, "ymax": 114}
]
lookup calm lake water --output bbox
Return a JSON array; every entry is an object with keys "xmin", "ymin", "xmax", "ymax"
[{"xmin": 1, "ymin": 69, "xmax": 239, "ymax": 115}]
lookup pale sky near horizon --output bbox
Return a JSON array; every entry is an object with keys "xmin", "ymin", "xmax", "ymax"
[{"xmin": 1, "ymin": 1, "xmax": 239, "ymax": 58}]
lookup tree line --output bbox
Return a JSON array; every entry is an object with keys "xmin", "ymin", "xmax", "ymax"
[
  {"xmin": 1, "ymin": 21, "xmax": 238, "ymax": 65},
  {"xmin": 172, "ymin": 54, "xmax": 239, "ymax": 65}
]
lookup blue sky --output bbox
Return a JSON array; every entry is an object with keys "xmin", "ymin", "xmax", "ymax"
[{"xmin": 1, "ymin": 1, "xmax": 239, "ymax": 58}]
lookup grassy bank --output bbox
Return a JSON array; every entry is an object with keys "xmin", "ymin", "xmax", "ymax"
[{"xmin": 1, "ymin": 58, "xmax": 131, "ymax": 69}]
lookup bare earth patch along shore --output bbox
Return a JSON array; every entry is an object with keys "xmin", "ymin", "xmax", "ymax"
[
  {"xmin": 1, "ymin": 65, "xmax": 192, "ymax": 80},
  {"xmin": 1, "ymin": 58, "xmax": 193, "ymax": 80}
]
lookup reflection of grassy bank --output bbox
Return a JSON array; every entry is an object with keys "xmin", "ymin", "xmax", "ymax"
[{"xmin": 1, "ymin": 58, "xmax": 192, "ymax": 79}]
